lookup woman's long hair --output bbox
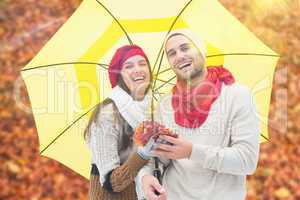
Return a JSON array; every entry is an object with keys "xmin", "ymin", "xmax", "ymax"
[{"xmin": 83, "ymin": 60, "xmax": 152, "ymax": 147}]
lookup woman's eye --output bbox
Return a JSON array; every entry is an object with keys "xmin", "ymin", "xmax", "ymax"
[{"xmin": 124, "ymin": 65, "xmax": 133, "ymax": 69}]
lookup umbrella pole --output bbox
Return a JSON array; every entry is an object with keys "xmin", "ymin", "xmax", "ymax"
[
  {"xmin": 151, "ymin": 87, "xmax": 161, "ymax": 184},
  {"xmin": 153, "ymin": 157, "xmax": 162, "ymax": 184}
]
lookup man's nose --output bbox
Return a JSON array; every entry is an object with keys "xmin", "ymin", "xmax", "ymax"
[{"xmin": 175, "ymin": 51, "xmax": 185, "ymax": 62}]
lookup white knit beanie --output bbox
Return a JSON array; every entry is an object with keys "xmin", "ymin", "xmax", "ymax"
[{"xmin": 164, "ymin": 29, "xmax": 206, "ymax": 61}]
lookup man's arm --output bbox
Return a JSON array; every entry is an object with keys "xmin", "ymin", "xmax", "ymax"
[
  {"xmin": 154, "ymin": 87, "xmax": 260, "ymax": 175},
  {"xmin": 189, "ymin": 87, "xmax": 260, "ymax": 175}
]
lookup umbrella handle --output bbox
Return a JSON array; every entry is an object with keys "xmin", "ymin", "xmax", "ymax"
[
  {"xmin": 153, "ymin": 157, "xmax": 161, "ymax": 184},
  {"xmin": 153, "ymin": 157, "xmax": 162, "ymax": 196}
]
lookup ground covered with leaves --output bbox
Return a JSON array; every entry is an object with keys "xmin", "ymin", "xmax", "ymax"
[{"xmin": 0, "ymin": 0, "xmax": 299, "ymax": 199}]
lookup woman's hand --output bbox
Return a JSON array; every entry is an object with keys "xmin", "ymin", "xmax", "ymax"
[
  {"xmin": 137, "ymin": 136, "xmax": 157, "ymax": 160},
  {"xmin": 134, "ymin": 120, "xmax": 178, "ymax": 146}
]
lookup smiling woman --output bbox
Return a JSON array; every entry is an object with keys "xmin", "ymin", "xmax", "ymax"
[
  {"xmin": 120, "ymin": 55, "xmax": 151, "ymax": 101},
  {"xmin": 84, "ymin": 44, "xmax": 157, "ymax": 200},
  {"xmin": 0, "ymin": 0, "xmax": 296, "ymax": 199}
]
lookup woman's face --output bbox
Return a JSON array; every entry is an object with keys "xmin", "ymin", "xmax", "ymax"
[{"xmin": 120, "ymin": 55, "xmax": 151, "ymax": 99}]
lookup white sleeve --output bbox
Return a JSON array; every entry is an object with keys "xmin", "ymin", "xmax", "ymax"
[
  {"xmin": 88, "ymin": 116, "xmax": 120, "ymax": 185},
  {"xmin": 135, "ymin": 158, "xmax": 155, "ymax": 200},
  {"xmin": 189, "ymin": 87, "xmax": 260, "ymax": 175}
]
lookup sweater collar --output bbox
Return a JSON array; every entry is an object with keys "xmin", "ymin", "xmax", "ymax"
[{"xmin": 109, "ymin": 85, "xmax": 151, "ymax": 129}]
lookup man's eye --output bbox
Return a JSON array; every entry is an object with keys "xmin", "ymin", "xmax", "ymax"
[
  {"xmin": 168, "ymin": 52, "xmax": 175, "ymax": 57},
  {"xmin": 181, "ymin": 46, "xmax": 189, "ymax": 51}
]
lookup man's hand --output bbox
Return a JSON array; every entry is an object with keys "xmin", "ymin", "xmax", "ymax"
[
  {"xmin": 153, "ymin": 135, "xmax": 193, "ymax": 159},
  {"xmin": 142, "ymin": 175, "xmax": 167, "ymax": 200}
]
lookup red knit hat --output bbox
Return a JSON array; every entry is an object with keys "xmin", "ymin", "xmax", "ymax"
[{"xmin": 108, "ymin": 44, "xmax": 149, "ymax": 88}]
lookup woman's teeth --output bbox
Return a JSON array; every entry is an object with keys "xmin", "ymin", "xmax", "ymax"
[{"xmin": 133, "ymin": 76, "xmax": 145, "ymax": 81}]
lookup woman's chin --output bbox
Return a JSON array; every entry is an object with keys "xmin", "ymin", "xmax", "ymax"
[
  {"xmin": 131, "ymin": 93, "xmax": 146, "ymax": 101},
  {"xmin": 130, "ymin": 88, "xmax": 149, "ymax": 100}
]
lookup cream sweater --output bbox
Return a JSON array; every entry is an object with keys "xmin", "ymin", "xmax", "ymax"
[
  {"xmin": 86, "ymin": 102, "xmax": 149, "ymax": 200},
  {"xmin": 137, "ymin": 83, "xmax": 260, "ymax": 200}
]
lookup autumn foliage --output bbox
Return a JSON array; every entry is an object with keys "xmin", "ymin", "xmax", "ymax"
[
  {"xmin": 133, "ymin": 120, "xmax": 178, "ymax": 146},
  {"xmin": 0, "ymin": 0, "xmax": 299, "ymax": 199}
]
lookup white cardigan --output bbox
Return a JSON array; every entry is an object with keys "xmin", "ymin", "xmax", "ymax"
[{"xmin": 137, "ymin": 83, "xmax": 260, "ymax": 200}]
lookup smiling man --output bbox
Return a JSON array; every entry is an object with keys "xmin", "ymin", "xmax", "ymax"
[{"xmin": 137, "ymin": 29, "xmax": 261, "ymax": 200}]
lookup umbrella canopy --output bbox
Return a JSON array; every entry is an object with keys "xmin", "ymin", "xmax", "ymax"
[{"xmin": 21, "ymin": 0, "xmax": 279, "ymax": 179}]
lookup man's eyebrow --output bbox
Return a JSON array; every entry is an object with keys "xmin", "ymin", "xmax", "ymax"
[
  {"xmin": 179, "ymin": 43, "xmax": 190, "ymax": 48},
  {"xmin": 166, "ymin": 48, "xmax": 175, "ymax": 55},
  {"xmin": 166, "ymin": 43, "xmax": 191, "ymax": 54}
]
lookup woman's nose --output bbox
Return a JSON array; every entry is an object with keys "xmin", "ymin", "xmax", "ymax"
[{"xmin": 133, "ymin": 64, "xmax": 142, "ymax": 73}]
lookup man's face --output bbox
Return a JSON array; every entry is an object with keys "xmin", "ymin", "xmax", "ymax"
[{"xmin": 165, "ymin": 34, "xmax": 205, "ymax": 81}]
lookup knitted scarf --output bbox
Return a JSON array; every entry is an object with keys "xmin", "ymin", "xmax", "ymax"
[{"xmin": 172, "ymin": 66, "xmax": 235, "ymax": 128}]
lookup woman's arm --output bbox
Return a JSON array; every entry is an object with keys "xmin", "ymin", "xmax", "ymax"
[
  {"xmin": 108, "ymin": 152, "xmax": 148, "ymax": 192},
  {"xmin": 88, "ymin": 111, "xmax": 148, "ymax": 193}
]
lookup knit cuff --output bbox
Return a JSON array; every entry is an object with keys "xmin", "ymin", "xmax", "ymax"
[
  {"xmin": 125, "ymin": 152, "xmax": 149, "ymax": 174},
  {"xmin": 137, "ymin": 149, "xmax": 151, "ymax": 160},
  {"xmin": 103, "ymin": 170, "xmax": 116, "ymax": 193},
  {"xmin": 110, "ymin": 152, "xmax": 149, "ymax": 193}
]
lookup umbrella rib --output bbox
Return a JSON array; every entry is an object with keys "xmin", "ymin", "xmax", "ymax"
[
  {"xmin": 206, "ymin": 53, "xmax": 281, "ymax": 58},
  {"xmin": 156, "ymin": 67, "xmax": 172, "ymax": 75},
  {"xmin": 156, "ymin": 53, "xmax": 281, "ymax": 75},
  {"xmin": 154, "ymin": 75, "xmax": 176, "ymax": 92},
  {"xmin": 156, "ymin": 78, "xmax": 175, "ymax": 85},
  {"xmin": 152, "ymin": 93, "xmax": 158, "ymax": 102},
  {"xmin": 260, "ymin": 133, "xmax": 270, "ymax": 142},
  {"xmin": 152, "ymin": 51, "xmax": 165, "ymax": 88},
  {"xmin": 146, "ymin": 0, "xmax": 193, "ymax": 124},
  {"xmin": 40, "ymin": 104, "xmax": 98, "ymax": 154},
  {"xmin": 153, "ymin": 89, "xmax": 165, "ymax": 98},
  {"xmin": 95, "ymin": 0, "xmax": 133, "ymax": 45},
  {"xmin": 151, "ymin": 0, "xmax": 193, "ymax": 120},
  {"xmin": 155, "ymin": 91, "xmax": 165, "ymax": 95},
  {"xmin": 166, "ymin": 0, "xmax": 193, "ymax": 35},
  {"xmin": 21, "ymin": 62, "xmax": 108, "ymax": 72},
  {"xmin": 151, "ymin": 0, "xmax": 193, "ymax": 76},
  {"xmin": 151, "ymin": 45, "xmax": 164, "ymax": 75}
]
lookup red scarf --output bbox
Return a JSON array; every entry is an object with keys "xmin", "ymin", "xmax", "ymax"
[{"xmin": 172, "ymin": 66, "xmax": 235, "ymax": 128}]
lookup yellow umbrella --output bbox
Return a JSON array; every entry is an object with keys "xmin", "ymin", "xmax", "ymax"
[{"xmin": 21, "ymin": 0, "xmax": 279, "ymax": 179}]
